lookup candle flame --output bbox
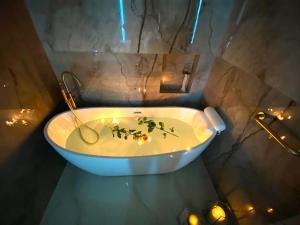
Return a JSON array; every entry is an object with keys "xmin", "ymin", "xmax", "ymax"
[
  {"xmin": 211, "ymin": 205, "xmax": 226, "ymax": 221},
  {"xmin": 267, "ymin": 208, "xmax": 274, "ymax": 214}
]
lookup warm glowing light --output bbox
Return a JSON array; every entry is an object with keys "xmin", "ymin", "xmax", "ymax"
[
  {"xmin": 280, "ymin": 135, "xmax": 286, "ymax": 140},
  {"xmin": 162, "ymin": 77, "xmax": 166, "ymax": 84},
  {"xmin": 147, "ymin": 136, "xmax": 152, "ymax": 142},
  {"xmin": 20, "ymin": 108, "xmax": 32, "ymax": 114},
  {"xmin": 268, "ymin": 108, "xmax": 273, "ymax": 112},
  {"xmin": 143, "ymin": 88, "xmax": 146, "ymax": 94},
  {"xmin": 186, "ymin": 146, "xmax": 191, "ymax": 151},
  {"xmin": 5, "ymin": 121, "xmax": 14, "ymax": 126},
  {"xmin": 267, "ymin": 208, "xmax": 274, "ymax": 214},
  {"xmin": 287, "ymin": 115, "xmax": 292, "ymax": 120},
  {"xmin": 210, "ymin": 205, "xmax": 226, "ymax": 222},
  {"xmin": 188, "ymin": 213, "xmax": 200, "ymax": 225},
  {"xmin": 257, "ymin": 111, "xmax": 265, "ymax": 120},
  {"xmin": 246, "ymin": 205, "xmax": 255, "ymax": 214},
  {"xmin": 5, "ymin": 109, "xmax": 33, "ymax": 127},
  {"xmin": 21, "ymin": 120, "xmax": 28, "ymax": 125},
  {"xmin": 112, "ymin": 117, "xmax": 120, "ymax": 124},
  {"xmin": 138, "ymin": 139, "xmax": 144, "ymax": 146},
  {"xmin": 6, "ymin": 118, "xmax": 18, "ymax": 127},
  {"xmin": 101, "ymin": 118, "xmax": 105, "ymax": 124},
  {"xmin": 138, "ymin": 87, "xmax": 141, "ymax": 92},
  {"xmin": 277, "ymin": 114, "xmax": 284, "ymax": 120}
]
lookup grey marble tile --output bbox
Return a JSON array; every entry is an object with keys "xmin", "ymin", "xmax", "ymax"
[
  {"xmin": 221, "ymin": 0, "xmax": 300, "ymax": 103},
  {"xmin": 24, "ymin": 0, "xmax": 235, "ymax": 107},
  {"xmin": 202, "ymin": 58, "xmax": 300, "ymax": 225},
  {"xmin": 40, "ymin": 157, "xmax": 218, "ymax": 225},
  {"xmin": 40, "ymin": 50, "xmax": 215, "ymax": 107},
  {"xmin": 0, "ymin": 1, "xmax": 65, "ymax": 225},
  {"xmin": 25, "ymin": 0, "xmax": 233, "ymax": 55}
]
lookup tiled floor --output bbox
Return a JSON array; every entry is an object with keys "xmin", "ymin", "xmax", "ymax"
[{"xmin": 40, "ymin": 156, "xmax": 218, "ymax": 225}]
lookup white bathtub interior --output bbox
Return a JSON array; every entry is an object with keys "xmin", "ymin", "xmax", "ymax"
[{"xmin": 46, "ymin": 107, "xmax": 215, "ymax": 157}]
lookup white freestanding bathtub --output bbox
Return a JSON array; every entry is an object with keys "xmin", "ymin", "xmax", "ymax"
[{"xmin": 44, "ymin": 107, "xmax": 225, "ymax": 176}]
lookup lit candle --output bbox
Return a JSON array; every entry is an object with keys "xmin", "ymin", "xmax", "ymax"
[
  {"xmin": 277, "ymin": 114, "xmax": 284, "ymax": 120},
  {"xmin": 280, "ymin": 135, "xmax": 286, "ymax": 140},
  {"xmin": 188, "ymin": 213, "xmax": 200, "ymax": 225},
  {"xmin": 266, "ymin": 208, "xmax": 274, "ymax": 214},
  {"xmin": 246, "ymin": 205, "xmax": 255, "ymax": 214},
  {"xmin": 208, "ymin": 205, "xmax": 226, "ymax": 223}
]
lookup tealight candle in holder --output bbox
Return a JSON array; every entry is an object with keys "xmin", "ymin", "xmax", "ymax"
[
  {"xmin": 188, "ymin": 213, "xmax": 201, "ymax": 225},
  {"xmin": 207, "ymin": 203, "xmax": 227, "ymax": 224},
  {"xmin": 179, "ymin": 208, "xmax": 202, "ymax": 225}
]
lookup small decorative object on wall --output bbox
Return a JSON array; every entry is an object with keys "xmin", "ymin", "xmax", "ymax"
[
  {"xmin": 255, "ymin": 111, "xmax": 300, "ymax": 156},
  {"xmin": 160, "ymin": 55, "xmax": 200, "ymax": 94}
]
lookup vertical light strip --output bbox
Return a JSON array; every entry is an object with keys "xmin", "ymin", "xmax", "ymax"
[
  {"xmin": 190, "ymin": 0, "xmax": 203, "ymax": 44},
  {"xmin": 235, "ymin": 0, "xmax": 248, "ymax": 25},
  {"xmin": 119, "ymin": 0, "xmax": 126, "ymax": 42}
]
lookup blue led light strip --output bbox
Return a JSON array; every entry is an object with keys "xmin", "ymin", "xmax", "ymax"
[
  {"xmin": 190, "ymin": 0, "xmax": 203, "ymax": 44},
  {"xmin": 119, "ymin": 0, "xmax": 126, "ymax": 42}
]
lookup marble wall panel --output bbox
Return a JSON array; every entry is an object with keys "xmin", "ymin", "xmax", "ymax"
[
  {"xmin": 221, "ymin": 0, "xmax": 300, "ymax": 103},
  {"xmin": 25, "ymin": 0, "xmax": 233, "ymax": 55},
  {"xmin": 43, "ymin": 49, "xmax": 215, "ymax": 106},
  {"xmin": 24, "ymin": 0, "xmax": 235, "ymax": 105},
  {"xmin": 201, "ymin": 1, "xmax": 300, "ymax": 224},
  {"xmin": 202, "ymin": 58, "xmax": 300, "ymax": 225},
  {"xmin": 0, "ymin": 1, "xmax": 65, "ymax": 225}
]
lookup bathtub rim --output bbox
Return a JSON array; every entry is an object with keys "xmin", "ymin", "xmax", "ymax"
[{"xmin": 44, "ymin": 107, "xmax": 216, "ymax": 159}]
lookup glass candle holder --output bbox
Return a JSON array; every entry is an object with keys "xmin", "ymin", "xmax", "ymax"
[{"xmin": 207, "ymin": 203, "xmax": 227, "ymax": 224}]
